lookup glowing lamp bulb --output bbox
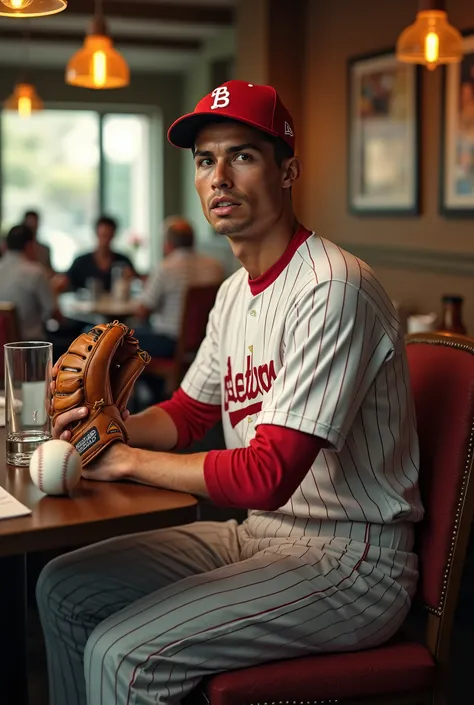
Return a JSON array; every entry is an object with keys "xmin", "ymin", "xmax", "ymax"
[
  {"xmin": 2, "ymin": 0, "xmax": 34, "ymax": 7},
  {"xmin": 18, "ymin": 95, "xmax": 32, "ymax": 118},
  {"xmin": 92, "ymin": 51, "xmax": 107, "ymax": 87},
  {"xmin": 425, "ymin": 31, "xmax": 440, "ymax": 67}
]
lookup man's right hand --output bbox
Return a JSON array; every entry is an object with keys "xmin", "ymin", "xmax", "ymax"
[
  {"xmin": 52, "ymin": 407, "xmax": 131, "ymax": 441},
  {"xmin": 52, "ymin": 407, "xmax": 89, "ymax": 441}
]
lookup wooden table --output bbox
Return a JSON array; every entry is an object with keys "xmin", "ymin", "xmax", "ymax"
[{"xmin": 0, "ymin": 432, "xmax": 198, "ymax": 705}]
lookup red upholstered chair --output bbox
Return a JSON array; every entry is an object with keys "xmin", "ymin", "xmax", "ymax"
[
  {"xmin": 0, "ymin": 302, "xmax": 20, "ymax": 377},
  {"xmin": 188, "ymin": 331, "xmax": 474, "ymax": 705},
  {"xmin": 146, "ymin": 284, "xmax": 221, "ymax": 396}
]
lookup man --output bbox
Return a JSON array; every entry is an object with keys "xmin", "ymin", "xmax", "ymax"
[
  {"xmin": 135, "ymin": 215, "xmax": 224, "ymax": 358},
  {"xmin": 37, "ymin": 80, "xmax": 423, "ymax": 705},
  {"xmin": 23, "ymin": 209, "xmax": 54, "ymax": 277},
  {"xmin": 52, "ymin": 215, "xmax": 136, "ymax": 294},
  {"xmin": 0, "ymin": 224, "xmax": 55, "ymax": 340}
]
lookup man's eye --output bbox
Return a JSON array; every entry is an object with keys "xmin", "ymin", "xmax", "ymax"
[
  {"xmin": 235, "ymin": 153, "xmax": 251, "ymax": 162},
  {"xmin": 198, "ymin": 158, "xmax": 213, "ymax": 167}
]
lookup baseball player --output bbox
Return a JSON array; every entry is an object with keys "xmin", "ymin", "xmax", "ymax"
[{"xmin": 37, "ymin": 80, "xmax": 424, "ymax": 705}]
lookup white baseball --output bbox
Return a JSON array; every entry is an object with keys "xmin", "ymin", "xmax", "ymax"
[{"xmin": 29, "ymin": 440, "xmax": 82, "ymax": 496}]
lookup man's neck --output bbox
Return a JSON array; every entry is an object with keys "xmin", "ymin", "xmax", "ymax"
[{"xmin": 229, "ymin": 216, "xmax": 299, "ymax": 280}]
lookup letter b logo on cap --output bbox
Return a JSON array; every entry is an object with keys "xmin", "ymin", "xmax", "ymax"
[{"xmin": 211, "ymin": 86, "xmax": 230, "ymax": 110}]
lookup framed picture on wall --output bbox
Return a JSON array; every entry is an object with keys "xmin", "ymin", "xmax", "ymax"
[
  {"xmin": 348, "ymin": 49, "xmax": 421, "ymax": 216},
  {"xmin": 440, "ymin": 32, "xmax": 474, "ymax": 217}
]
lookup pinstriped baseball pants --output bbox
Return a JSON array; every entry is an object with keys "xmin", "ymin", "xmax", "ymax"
[{"xmin": 36, "ymin": 519, "xmax": 418, "ymax": 705}]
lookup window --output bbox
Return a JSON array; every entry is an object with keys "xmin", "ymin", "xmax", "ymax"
[
  {"xmin": 103, "ymin": 114, "xmax": 151, "ymax": 273},
  {"xmin": 1, "ymin": 109, "xmax": 154, "ymax": 274}
]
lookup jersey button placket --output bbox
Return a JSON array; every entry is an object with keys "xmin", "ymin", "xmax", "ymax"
[{"xmin": 246, "ymin": 301, "xmax": 259, "ymax": 362}]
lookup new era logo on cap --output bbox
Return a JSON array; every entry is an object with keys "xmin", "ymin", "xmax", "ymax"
[{"xmin": 167, "ymin": 79, "xmax": 296, "ymax": 153}]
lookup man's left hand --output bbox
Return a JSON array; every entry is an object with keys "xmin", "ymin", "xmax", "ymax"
[{"xmin": 82, "ymin": 443, "xmax": 134, "ymax": 483}]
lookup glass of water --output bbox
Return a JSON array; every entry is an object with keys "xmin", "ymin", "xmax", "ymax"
[{"xmin": 4, "ymin": 341, "xmax": 53, "ymax": 466}]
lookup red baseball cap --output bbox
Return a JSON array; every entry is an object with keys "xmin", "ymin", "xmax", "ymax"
[{"xmin": 167, "ymin": 79, "xmax": 295, "ymax": 153}]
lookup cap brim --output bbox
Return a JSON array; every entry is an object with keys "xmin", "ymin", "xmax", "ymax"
[{"xmin": 167, "ymin": 112, "xmax": 282, "ymax": 149}]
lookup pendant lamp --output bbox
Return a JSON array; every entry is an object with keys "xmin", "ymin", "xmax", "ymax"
[
  {"xmin": 66, "ymin": 0, "xmax": 129, "ymax": 90},
  {"xmin": 4, "ymin": 82, "xmax": 43, "ymax": 117},
  {"xmin": 4, "ymin": 32, "xmax": 43, "ymax": 118},
  {"xmin": 0, "ymin": 0, "xmax": 67, "ymax": 18},
  {"xmin": 396, "ymin": 0, "xmax": 463, "ymax": 70}
]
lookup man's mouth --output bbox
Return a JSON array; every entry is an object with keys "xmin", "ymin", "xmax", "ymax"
[{"xmin": 211, "ymin": 199, "xmax": 241, "ymax": 216}]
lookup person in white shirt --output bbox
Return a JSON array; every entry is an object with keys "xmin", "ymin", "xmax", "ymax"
[
  {"xmin": 0, "ymin": 224, "xmax": 55, "ymax": 340},
  {"xmin": 135, "ymin": 216, "xmax": 224, "ymax": 358}
]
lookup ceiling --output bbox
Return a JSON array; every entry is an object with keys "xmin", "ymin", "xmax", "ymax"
[{"xmin": 0, "ymin": 0, "xmax": 236, "ymax": 73}]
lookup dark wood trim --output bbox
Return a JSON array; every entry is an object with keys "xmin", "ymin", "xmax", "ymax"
[
  {"xmin": 420, "ymin": 0, "xmax": 445, "ymax": 10},
  {"xmin": 0, "ymin": 27, "xmax": 201, "ymax": 51},
  {"xmin": 69, "ymin": 1, "xmax": 234, "ymax": 25},
  {"xmin": 0, "ymin": 555, "xmax": 28, "ymax": 705}
]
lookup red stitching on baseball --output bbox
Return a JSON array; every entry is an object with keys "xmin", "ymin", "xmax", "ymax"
[
  {"xmin": 62, "ymin": 446, "xmax": 76, "ymax": 494},
  {"xmin": 38, "ymin": 444, "xmax": 44, "ymax": 493}
]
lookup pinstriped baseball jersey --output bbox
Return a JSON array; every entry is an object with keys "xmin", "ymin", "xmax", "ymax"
[{"xmin": 182, "ymin": 226, "xmax": 424, "ymax": 535}]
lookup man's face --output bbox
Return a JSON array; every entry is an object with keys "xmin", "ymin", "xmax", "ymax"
[
  {"xmin": 97, "ymin": 224, "xmax": 115, "ymax": 248},
  {"xmin": 25, "ymin": 215, "xmax": 38, "ymax": 235},
  {"xmin": 194, "ymin": 122, "xmax": 289, "ymax": 239}
]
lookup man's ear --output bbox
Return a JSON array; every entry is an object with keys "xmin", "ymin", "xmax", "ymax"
[{"xmin": 281, "ymin": 156, "xmax": 301, "ymax": 190}]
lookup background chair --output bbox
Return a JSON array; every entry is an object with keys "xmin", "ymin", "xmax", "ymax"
[
  {"xmin": 0, "ymin": 302, "xmax": 20, "ymax": 376},
  {"xmin": 146, "ymin": 283, "xmax": 220, "ymax": 397},
  {"xmin": 188, "ymin": 331, "xmax": 474, "ymax": 705}
]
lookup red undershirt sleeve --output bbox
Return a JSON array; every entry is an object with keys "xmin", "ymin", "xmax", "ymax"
[
  {"xmin": 204, "ymin": 424, "xmax": 326, "ymax": 511},
  {"xmin": 158, "ymin": 388, "xmax": 222, "ymax": 449}
]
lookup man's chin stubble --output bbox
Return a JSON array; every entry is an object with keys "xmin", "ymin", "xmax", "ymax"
[{"xmin": 213, "ymin": 218, "xmax": 254, "ymax": 237}]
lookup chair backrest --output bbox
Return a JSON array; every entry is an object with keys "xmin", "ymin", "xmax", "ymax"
[
  {"xmin": 0, "ymin": 302, "xmax": 20, "ymax": 371},
  {"xmin": 177, "ymin": 284, "xmax": 221, "ymax": 358},
  {"xmin": 0, "ymin": 302, "xmax": 20, "ymax": 343},
  {"xmin": 406, "ymin": 332, "xmax": 474, "ymax": 662}
]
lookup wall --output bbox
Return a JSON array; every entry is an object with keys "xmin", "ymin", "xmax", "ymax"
[
  {"xmin": 235, "ymin": 0, "xmax": 269, "ymax": 85},
  {"xmin": 181, "ymin": 28, "xmax": 237, "ymax": 274},
  {"xmin": 235, "ymin": 0, "xmax": 307, "ymax": 216},
  {"xmin": 303, "ymin": 0, "xmax": 474, "ymax": 332}
]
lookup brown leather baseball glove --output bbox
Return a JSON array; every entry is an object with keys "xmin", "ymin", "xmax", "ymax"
[{"xmin": 52, "ymin": 320, "xmax": 151, "ymax": 466}]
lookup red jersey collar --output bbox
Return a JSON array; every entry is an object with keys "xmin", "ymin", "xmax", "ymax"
[{"xmin": 248, "ymin": 224, "xmax": 313, "ymax": 296}]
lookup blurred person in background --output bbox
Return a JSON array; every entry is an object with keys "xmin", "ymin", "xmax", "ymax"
[
  {"xmin": 23, "ymin": 209, "xmax": 54, "ymax": 277},
  {"xmin": 135, "ymin": 216, "xmax": 225, "ymax": 358},
  {"xmin": 0, "ymin": 224, "xmax": 56, "ymax": 340},
  {"xmin": 52, "ymin": 215, "xmax": 137, "ymax": 294}
]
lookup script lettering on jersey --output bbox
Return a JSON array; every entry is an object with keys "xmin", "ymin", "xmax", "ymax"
[{"xmin": 224, "ymin": 355, "xmax": 277, "ymax": 427}]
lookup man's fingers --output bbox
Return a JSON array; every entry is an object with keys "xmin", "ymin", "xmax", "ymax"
[
  {"xmin": 60, "ymin": 431, "xmax": 72, "ymax": 442},
  {"xmin": 122, "ymin": 409, "xmax": 130, "ymax": 421},
  {"xmin": 52, "ymin": 407, "xmax": 88, "ymax": 439}
]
